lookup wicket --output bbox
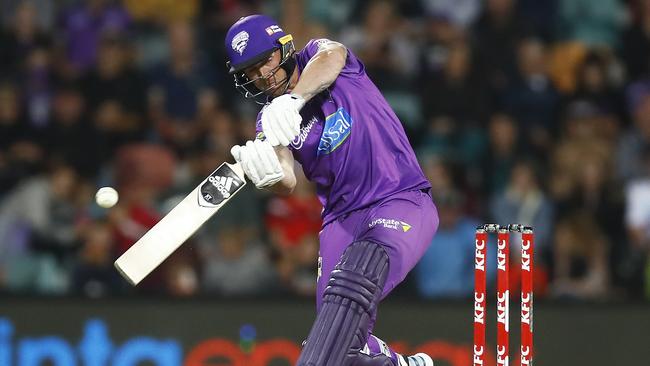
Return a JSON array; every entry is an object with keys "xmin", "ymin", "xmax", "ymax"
[{"xmin": 474, "ymin": 224, "xmax": 534, "ymax": 366}]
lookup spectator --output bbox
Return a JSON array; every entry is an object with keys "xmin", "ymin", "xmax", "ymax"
[
  {"xmin": 472, "ymin": 0, "xmax": 526, "ymax": 91},
  {"xmin": 123, "ymin": 0, "xmax": 198, "ymax": 24},
  {"xmin": 340, "ymin": 0, "xmax": 418, "ymax": 89},
  {"xmin": 617, "ymin": 81, "xmax": 650, "ymax": 181},
  {"xmin": 420, "ymin": 155, "xmax": 455, "ymax": 195},
  {"xmin": 200, "ymin": 226, "xmax": 277, "ymax": 297},
  {"xmin": 108, "ymin": 144, "xmax": 176, "ymax": 291},
  {"xmin": 59, "ymin": 0, "xmax": 131, "ymax": 71},
  {"xmin": 490, "ymin": 160, "xmax": 554, "ymax": 253},
  {"xmin": 421, "ymin": 38, "xmax": 488, "ymax": 130},
  {"xmin": 556, "ymin": 0, "xmax": 626, "ymax": 48},
  {"xmin": 551, "ymin": 102, "xmax": 616, "ymax": 212},
  {"xmin": 160, "ymin": 246, "xmax": 200, "ymax": 297},
  {"xmin": 621, "ymin": 0, "xmax": 650, "ymax": 80},
  {"xmin": 481, "ymin": 112, "xmax": 521, "ymax": 195},
  {"xmin": 517, "ymin": 0, "xmax": 558, "ymax": 40},
  {"xmin": 148, "ymin": 21, "xmax": 217, "ymax": 155},
  {"xmin": 0, "ymin": 1, "xmax": 52, "ymax": 76},
  {"xmin": 551, "ymin": 212, "xmax": 611, "ymax": 300},
  {"xmin": 82, "ymin": 34, "xmax": 147, "ymax": 162},
  {"xmin": 556, "ymin": 154, "xmax": 623, "ymax": 242},
  {"xmin": 72, "ymin": 220, "xmax": 123, "ymax": 297},
  {"xmin": 419, "ymin": 12, "xmax": 465, "ymax": 81},
  {"xmin": 419, "ymin": 0, "xmax": 482, "ymax": 29},
  {"xmin": 43, "ymin": 83, "xmax": 101, "ymax": 178},
  {"xmin": 502, "ymin": 37, "xmax": 559, "ymax": 158},
  {"xmin": 0, "ymin": 162, "xmax": 81, "ymax": 294},
  {"xmin": 624, "ymin": 147, "xmax": 650, "ymax": 299},
  {"xmin": 563, "ymin": 51, "xmax": 624, "ymax": 120},
  {"xmin": 414, "ymin": 189, "xmax": 489, "ymax": 299},
  {"xmin": 0, "ymin": 83, "xmax": 43, "ymax": 195},
  {"xmin": 1, "ymin": 0, "xmax": 56, "ymax": 32},
  {"xmin": 266, "ymin": 170, "xmax": 321, "ymax": 296}
]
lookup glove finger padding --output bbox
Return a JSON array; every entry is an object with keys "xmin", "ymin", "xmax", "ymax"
[
  {"xmin": 262, "ymin": 113, "xmax": 280, "ymax": 147},
  {"xmin": 280, "ymin": 109, "xmax": 300, "ymax": 144},
  {"xmin": 260, "ymin": 94, "xmax": 304, "ymax": 147},
  {"xmin": 261, "ymin": 140, "xmax": 283, "ymax": 174},
  {"xmin": 231, "ymin": 143, "xmax": 260, "ymax": 184},
  {"xmin": 246, "ymin": 140, "xmax": 267, "ymax": 179},
  {"xmin": 254, "ymin": 139, "xmax": 280, "ymax": 174},
  {"xmin": 270, "ymin": 112, "xmax": 291, "ymax": 147},
  {"xmin": 241, "ymin": 149, "xmax": 261, "ymax": 185},
  {"xmin": 230, "ymin": 140, "xmax": 284, "ymax": 189},
  {"xmin": 230, "ymin": 145, "xmax": 242, "ymax": 161}
]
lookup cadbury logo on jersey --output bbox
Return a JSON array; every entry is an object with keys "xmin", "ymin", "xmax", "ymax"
[
  {"xmin": 290, "ymin": 116, "xmax": 318, "ymax": 150},
  {"xmin": 318, "ymin": 107, "xmax": 353, "ymax": 155}
]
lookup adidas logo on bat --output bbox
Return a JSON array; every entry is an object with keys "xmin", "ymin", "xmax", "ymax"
[{"xmin": 208, "ymin": 175, "xmax": 234, "ymax": 198}]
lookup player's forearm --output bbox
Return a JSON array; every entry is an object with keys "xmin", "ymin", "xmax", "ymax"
[
  {"xmin": 265, "ymin": 171, "xmax": 296, "ymax": 195},
  {"xmin": 292, "ymin": 44, "xmax": 347, "ymax": 102}
]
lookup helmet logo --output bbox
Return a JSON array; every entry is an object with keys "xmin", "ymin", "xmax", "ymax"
[
  {"xmin": 265, "ymin": 25, "xmax": 283, "ymax": 35},
  {"xmin": 231, "ymin": 31, "xmax": 250, "ymax": 55}
]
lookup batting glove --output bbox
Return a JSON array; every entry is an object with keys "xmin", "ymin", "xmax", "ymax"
[
  {"xmin": 261, "ymin": 94, "xmax": 305, "ymax": 146},
  {"xmin": 231, "ymin": 139, "xmax": 284, "ymax": 189}
]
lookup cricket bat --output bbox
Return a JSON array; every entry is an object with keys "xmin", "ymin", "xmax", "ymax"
[{"xmin": 114, "ymin": 162, "xmax": 246, "ymax": 285}]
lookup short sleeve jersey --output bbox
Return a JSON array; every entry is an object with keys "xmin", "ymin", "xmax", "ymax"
[{"xmin": 256, "ymin": 39, "xmax": 430, "ymax": 225}]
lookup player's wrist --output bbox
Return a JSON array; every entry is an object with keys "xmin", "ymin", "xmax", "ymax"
[{"xmin": 289, "ymin": 93, "xmax": 306, "ymax": 109}]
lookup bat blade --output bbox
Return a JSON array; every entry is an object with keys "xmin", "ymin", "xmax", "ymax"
[{"xmin": 114, "ymin": 162, "xmax": 246, "ymax": 285}]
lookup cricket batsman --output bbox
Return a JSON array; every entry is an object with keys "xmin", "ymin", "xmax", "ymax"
[{"xmin": 225, "ymin": 15, "xmax": 439, "ymax": 366}]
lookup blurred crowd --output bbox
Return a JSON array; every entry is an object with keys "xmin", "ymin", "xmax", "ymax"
[{"xmin": 1, "ymin": 0, "xmax": 650, "ymax": 302}]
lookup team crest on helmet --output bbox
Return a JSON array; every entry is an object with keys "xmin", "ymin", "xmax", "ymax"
[{"xmin": 231, "ymin": 31, "xmax": 250, "ymax": 55}]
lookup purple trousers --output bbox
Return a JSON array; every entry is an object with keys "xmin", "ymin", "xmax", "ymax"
[{"xmin": 316, "ymin": 189, "xmax": 439, "ymax": 328}]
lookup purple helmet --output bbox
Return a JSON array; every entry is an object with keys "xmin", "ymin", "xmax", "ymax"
[{"xmin": 225, "ymin": 15, "xmax": 296, "ymax": 101}]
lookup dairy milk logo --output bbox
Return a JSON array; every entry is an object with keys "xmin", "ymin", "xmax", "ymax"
[
  {"xmin": 231, "ymin": 31, "xmax": 249, "ymax": 55},
  {"xmin": 317, "ymin": 108, "xmax": 353, "ymax": 155},
  {"xmin": 368, "ymin": 218, "xmax": 411, "ymax": 232},
  {"xmin": 290, "ymin": 116, "xmax": 318, "ymax": 150}
]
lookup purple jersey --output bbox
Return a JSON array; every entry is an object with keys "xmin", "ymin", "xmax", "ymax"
[{"xmin": 256, "ymin": 39, "xmax": 430, "ymax": 225}]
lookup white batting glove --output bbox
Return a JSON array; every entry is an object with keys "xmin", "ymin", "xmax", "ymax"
[
  {"xmin": 261, "ymin": 94, "xmax": 305, "ymax": 146},
  {"xmin": 230, "ymin": 139, "xmax": 284, "ymax": 189}
]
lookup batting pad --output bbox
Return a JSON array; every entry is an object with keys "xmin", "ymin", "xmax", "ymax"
[{"xmin": 297, "ymin": 240, "xmax": 390, "ymax": 366}]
